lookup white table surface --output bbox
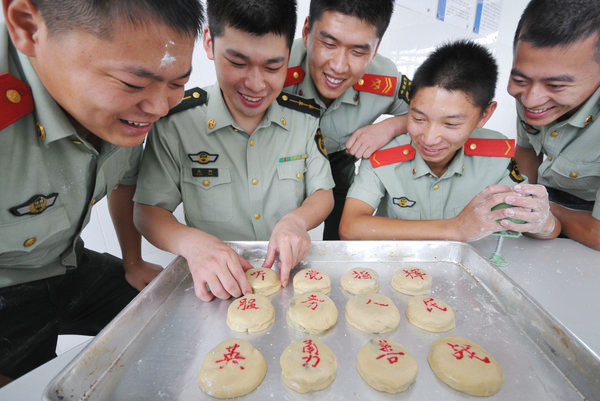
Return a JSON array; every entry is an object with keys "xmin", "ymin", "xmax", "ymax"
[{"xmin": 1, "ymin": 237, "xmax": 598, "ymax": 400}]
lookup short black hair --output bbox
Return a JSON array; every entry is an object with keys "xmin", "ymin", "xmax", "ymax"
[
  {"xmin": 207, "ymin": 0, "xmax": 297, "ymax": 50},
  {"xmin": 410, "ymin": 40, "xmax": 498, "ymax": 110},
  {"xmin": 514, "ymin": 0, "xmax": 600, "ymax": 62},
  {"xmin": 308, "ymin": 0, "xmax": 395, "ymax": 39},
  {"xmin": 31, "ymin": 0, "xmax": 204, "ymax": 39}
]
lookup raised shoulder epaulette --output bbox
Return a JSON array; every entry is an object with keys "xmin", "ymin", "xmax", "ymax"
[
  {"xmin": 284, "ymin": 66, "xmax": 305, "ymax": 87},
  {"xmin": 353, "ymin": 73, "xmax": 397, "ymax": 96},
  {"xmin": 1, "ymin": 73, "xmax": 34, "ymax": 131},
  {"xmin": 277, "ymin": 93, "xmax": 321, "ymax": 118},
  {"xmin": 370, "ymin": 144, "xmax": 416, "ymax": 168},
  {"xmin": 166, "ymin": 87, "xmax": 207, "ymax": 117},
  {"xmin": 464, "ymin": 138, "xmax": 515, "ymax": 158}
]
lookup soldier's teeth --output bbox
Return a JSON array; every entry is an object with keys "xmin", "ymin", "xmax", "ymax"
[
  {"xmin": 325, "ymin": 75, "xmax": 343, "ymax": 84},
  {"xmin": 125, "ymin": 120, "xmax": 150, "ymax": 127},
  {"xmin": 241, "ymin": 94, "xmax": 261, "ymax": 102},
  {"xmin": 525, "ymin": 107, "xmax": 551, "ymax": 113}
]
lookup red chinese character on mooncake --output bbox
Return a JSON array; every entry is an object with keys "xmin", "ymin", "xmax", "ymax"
[
  {"xmin": 403, "ymin": 268, "xmax": 426, "ymax": 280},
  {"xmin": 304, "ymin": 269, "xmax": 323, "ymax": 280},
  {"xmin": 250, "ymin": 270, "xmax": 266, "ymax": 280},
  {"xmin": 216, "ymin": 343, "xmax": 246, "ymax": 370},
  {"xmin": 301, "ymin": 339, "xmax": 321, "ymax": 368},
  {"xmin": 301, "ymin": 294, "xmax": 324, "ymax": 310},
  {"xmin": 237, "ymin": 298, "xmax": 259, "ymax": 311},
  {"xmin": 423, "ymin": 297, "xmax": 447, "ymax": 312},
  {"xmin": 375, "ymin": 339, "xmax": 405, "ymax": 364},
  {"xmin": 447, "ymin": 343, "xmax": 490, "ymax": 364},
  {"xmin": 353, "ymin": 270, "xmax": 373, "ymax": 279}
]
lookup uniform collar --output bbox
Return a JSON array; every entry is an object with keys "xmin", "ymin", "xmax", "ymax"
[
  {"xmin": 411, "ymin": 144, "xmax": 465, "ymax": 179},
  {"xmin": 566, "ymin": 85, "xmax": 600, "ymax": 128},
  {"xmin": 205, "ymin": 84, "xmax": 290, "ymax": 135},
  {"xmin": 13, "ymin": 37, "xmax": 78, "ymax": 145}
]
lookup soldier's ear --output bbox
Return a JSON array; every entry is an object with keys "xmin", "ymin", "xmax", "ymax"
[
  {"xmin": 3, "ymin": 0, "xmax": 44, "ymax": 56},
  {"xmin": 476, "ymin": 101, "xmax": 497, "ymax": 129},
  {"xmin": 202, "ymin": 26, "xmax": 215, "ymax": 61},
  {"xmin": 301, "ymin": 17, "xmax": 310, "ymax": 48}
]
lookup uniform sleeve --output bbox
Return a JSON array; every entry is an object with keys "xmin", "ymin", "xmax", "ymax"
[
  {"xmin": 346, "ymin": 159, "xmax": 387, "ymax": 210},
  {"xmin": 304, "ymin": 119, "xmax": 335, "ymax": 195},
  {"xmin": 593, "ymin": 187, "xmax": 600, "ymax": 220},
  {"xmin": 385, "ymin": 69, "xmax": 410, "ymax": 117},
  {"xmin": 495, "ymin": 158, "xmax": 530, "ymax": 187},
  {"xmin": 119, "ymin": 144, "xmax": 143, "ymax": 186},
  {"xmin": 133, "ymin": 123, "xmax": 183, "ymax": 212}
]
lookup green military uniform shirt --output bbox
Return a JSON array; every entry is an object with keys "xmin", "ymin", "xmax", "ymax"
[
  {"xmin": 516, "ymin": 87, "xmax": 600, "ymax": 219},
  {"xmin": 348, "ymin": 129, "xmax": 526, "ymax": 219},
  {"xmin": 0, "ymin": 24, "xmax": 141, "ymax": 287},
  {"xmin": 284, "ymin": 39, "xmax": 410, "ymax": 154},
  {"xmin": 134, "ymin": 84, "xmax": 334, "ymax": 240}
]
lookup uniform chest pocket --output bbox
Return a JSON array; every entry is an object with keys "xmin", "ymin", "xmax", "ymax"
[
  {"xmin": 549, "ymin": 157, "xmax": 600, "ymax": 193},
  {"xmin": 181, "ymin": 167, "xmax": 233, "ymax": 223},
  {"xmin": 0, "ymin": 205, "xmax": 71, "ymax": 267},
  {"xmin": 276, "ymin": 160, "xmax": 307, "ymax": 201}
]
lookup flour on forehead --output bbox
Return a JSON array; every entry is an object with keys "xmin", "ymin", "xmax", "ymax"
[{"xmin": 160, "ymin": 40, "xmax": 177, "ymax": 67}]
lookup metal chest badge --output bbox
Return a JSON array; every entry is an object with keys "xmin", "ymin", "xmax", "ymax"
[
  {"xmin": 393, "ymin": 196, "xmax": 416, "ymax": 208},
  {"xmin": 10, "ymin": 193, "xmax": 59, "ymax": 216},
  {"xmin": 188, "ymin": 151, "xmax": 218, "ymax": 164}
]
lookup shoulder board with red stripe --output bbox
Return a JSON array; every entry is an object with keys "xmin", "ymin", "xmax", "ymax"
[
  {"xmin": 370, "ymin": 144, "xmax": 416, "ymax": 168},
  {"xmin": 1, "ymin": 73, "xmax": 34, "ymax": 131},
  {"xmin": 284, "ymin": 66, "xmax": 305, "ymax": 87},
  {"xmin": 353, "ymin": 73, "xmax": 397, "ymax": 96},
  {"xmin": 464, "ymin": 138, "xmax": 515, "ymax": 158}
]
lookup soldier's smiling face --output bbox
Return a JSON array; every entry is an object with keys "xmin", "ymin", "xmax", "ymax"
[
  {"xmin": 302, "ymin": 11, "xmax": 380, "ymax": 106},
  {"xmin": 204, "ymin": 26, "xmax": 289, "ymax": 134},
  {"xmin": 408, "ymin": 86, "xmax": 495, "ymax": 176},
  {"xmin": 508, "ymin": 34, "xmax": 600, "ymax": 127}
]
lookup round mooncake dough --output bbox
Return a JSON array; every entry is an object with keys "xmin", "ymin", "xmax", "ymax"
[
  {"xmin": 198, "ymin": 339, "xmax": 267, "ymax": 399},
  {"xmin": 357, "ymin": 338, "xmax": 418, "ymax": 393},
  {"xmin": 280, "ymin": 338, "xmax": 337, "ymax": 393},
  {"xmin": 405, "ymin": 296, "xmax": 455, "ymax": 333},
  {"xmin": 340, "ymin": 268, "xmax": 379, "ymax": 294},
  {"xmin": 245, "ymin": 268, "xmax": 281, "ymax": 296},
  {"xmin": 293, "ymin": 268, "xmax": 331, "ymax": 294},
  {"xmin": 227, "ymin": 294, "xmax": 275, "ymax": 333},
  {"xmin": 345, "ymin": 294, "xmax": 400, "ymax": 334},
  {"xmin": 287, "ymin": 292, "xmax": 338, "ymax": 334},
  {"xmin": 392, "ymin": 267, "xmax": 432, "ymax": 295},
  {"xmin": 428, "ymin": 336, "xmax": 504, "ymax": 396}
]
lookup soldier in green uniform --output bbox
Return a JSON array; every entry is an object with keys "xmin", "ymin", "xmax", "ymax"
[
  {"xmin": 509, "ymin": 0, "xmax": 600, "ymax": 250},
  {"xmin": 133, "ymin": 0, "xmax": 334, "ymax": 302},
  {"xmin": 283, "ymin": 0, "xmax": 411, "ymax": 240},
  {"xmin": 339, "ymin": 41, "xmax": 560, "ymax": 241},
  {"xmin": 0, "ymin": 0, "xmax": 204, "ymax": 383}
]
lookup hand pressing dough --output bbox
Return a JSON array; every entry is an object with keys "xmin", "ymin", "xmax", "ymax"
[
  {"xmin": 293, "ymin": 268, "xmax": 331, "ymax": 294},
  {"xmin": 405, "ymin": 295, "xmax": 455, "ymax": 333},
  {"xmin": 428, "ymin": 336, "xmax": 504, "ymax": 397},
  {"xmin": 357, "ymin": 338, "xmax": 418, "ymax": 393},
  {"xmin": 345, "ymin": 294, "xmax": 400, "ymax": 334},
  {"xmin": 340, "ymin": 267, "xmax": 379, "ymax": 294},
  {"xmin": 227, "ymin": 294, "xmax": 275, "ymax": 333},
  {"xmin": 280, "ymin": 338, "xmax": 337, "ymax": 393},
  {"xmin": 245, "ymin": 268, "xmax": 281, "ymax": 296},
  {"xmin": 198, "ymin": 339, "xmax": 267, "ymax": 399},
  {"xmin": 392, "ymin": 267, "xmax": 432, "ymax": 295},
  {"xmin": 287, "ymin": 292, "xmax": 338, "ymax": 334}
]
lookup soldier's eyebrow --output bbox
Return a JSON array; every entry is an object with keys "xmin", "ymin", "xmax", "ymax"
[
  {"xmin": 511, "ymin": 68, "xmax": 575, "ymax": 83},
  {"xmin": 411, "ymin": 107, "xmax": 466, "ymax": 119},
  {"xmin": 125, "ymin": 67, "xmax": 192, "ymax": 82},
  {"xmin": 319, "ymin": 30, "xmax": 372, "ymax": 51},
  {"xmin": 225, "ymin": 49, "xmax": 285, "ymax": 65}
]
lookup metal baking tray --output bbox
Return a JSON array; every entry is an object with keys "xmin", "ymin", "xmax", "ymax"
[{"xmin": 43, "ymin": 241, "xmax": 600, "ymax": 400}]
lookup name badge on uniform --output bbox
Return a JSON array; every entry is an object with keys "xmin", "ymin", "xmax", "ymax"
[
  {"xmin": 393, "ymin": 196, "xmax": 416, "ymax": 208},
  {"xmin": 10, "ymin": 193, "xmax": 58, "ymax": 216},
  {"xmin": 192, "ymin": 168, "xmax": 218, "ymax": 177}
]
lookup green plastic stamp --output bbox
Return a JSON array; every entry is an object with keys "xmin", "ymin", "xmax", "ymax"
[{"xmin": 489, "ymin": 203, "xmax": 526, "ymax": 267}]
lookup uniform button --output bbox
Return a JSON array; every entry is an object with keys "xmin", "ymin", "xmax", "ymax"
[
  {"xmin": 280, "ymin": 117, "xmax": 286, "ymax": 126},
  {"xmin": 570, "ymin": 172, "xmax": 578, "ymax": 178},
  {"xmin": 550, "ymin": 131, "xmax": 559, "ymax": 137},
  {"xmin": 358, "ymin": 78, "xmax": 364, "ymax": 86},
  {"xmin": 584, "ymin": 114, "xmax": 594, "ymax": 125},
  {"xmin": 192, "ymin": 91, "xmax": 201, "ymax": 99},
  {"xmin": 6, "ymin": 89, "xmax": 21, "ymax": 103},
  {"xmin": 412, "ymin": 168, "xmax": 416, "ymax": 176},
  {"xmin": 354, "ymin": 93, "xmax": 359, "ymax": 102},
  {"xmin": 91, "ymin": 198, "xmax": 97, "ymax": 205},
  {"xmin": 547, "ymin": 156, "xmax": 552, "ymax": 161},
  {"xmin": 402, "ymin": 149, "xmax": 410, "ymax": 155},
  {"xmin": 299, "ymin": 90, "xmax": 304, "ymax": 96},
  {"xmin": 203, "ymin": 180, "xmax": 210, "ymax": 187},
  {"xmin": 293, "ymin": 71, "xmax": 299, "ymax": 79},
  {"xmin": 252, "ymin": 179, "xmax": 258, "ymax": 185},
  {"xmin": 281, "ymin": 95, "xmax": 288, "ymax": 101},
  {"xmin": 207, "ymin": 119, "xmax": 216, "ymax": 129},
  {"xmin": 469, "ymin": 143, "xmax": 477, "ymax": 150},
  {"xmin": 71, "ymin": 140, "xmax": 83, "ymax": 145},
  {"xmin": 249, "ymin": 139, "xmax": 255, "ymax": 146},
  {"xmin": 433, "ymin": 184, "xmax": 440, "ymax": 190},
  {"xmin": 296, "ymin": 172, "xmax": 303, "ymax": 179},
  {"xmin": 36, "ymin": 122, "xmax": 46, "ymax": 141},
  {"xmin": 254, "ymin": 213, "xmax": 261, "ymax": 220},
  {"xmin": 24, "ymin": 237, "xmax": 36, "ymax": 247}
]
